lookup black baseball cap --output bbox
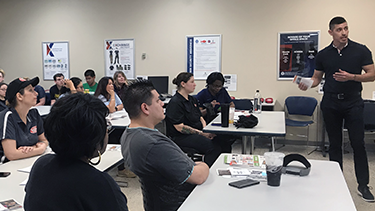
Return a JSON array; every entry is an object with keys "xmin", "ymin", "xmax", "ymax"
[{"xmin": 6, "ymin": 77, "xmax": 39, "ymax": 104}]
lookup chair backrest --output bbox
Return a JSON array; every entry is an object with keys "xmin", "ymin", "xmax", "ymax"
[
  {"xmin": 363, "ymin": 100, "xmax": 375, "ymax": 130},
  {"xmin": 45, "ymin": 92, "xmax": 51, "ymax": 105},
  {"xmin": 285, "ymin": 96, "xmax": 317, "ymax": 116},
  {"xmin": 233, "ymin": 99, "xmax": 253, "ymax": 110}
]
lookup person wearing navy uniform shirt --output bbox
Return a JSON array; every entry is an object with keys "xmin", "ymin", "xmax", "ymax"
[{"xmin": 0, "ymin": 77, "xmax": 48, "ymax": 164}]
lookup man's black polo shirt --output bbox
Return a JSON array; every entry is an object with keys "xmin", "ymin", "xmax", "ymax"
[
  {"xmin": 166, "ymin": 92, "xmax": 203, "ymax": 138},
  {"xmin": 49, "ymin": 84, "xmax": 68, "ymax": 101},
  {"xmin": 0, "ymin": 107, "xmax": 44, "ymax": 163},
  {"xmin": 316, "ymin": 39, "xmax": 373, "ymax": 94}
]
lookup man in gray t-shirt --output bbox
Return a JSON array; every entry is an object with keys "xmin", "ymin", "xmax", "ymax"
[{"xmin": 120, "ymin": 80, "xmax": 209, "ymax": 211}]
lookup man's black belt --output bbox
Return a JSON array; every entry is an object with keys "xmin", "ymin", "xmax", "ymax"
[{"xmin": 325, "ymin": 92, "xmax": 361, "ymax": 100}]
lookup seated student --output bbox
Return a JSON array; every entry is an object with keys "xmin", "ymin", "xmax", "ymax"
[
  {"xmin": 0, "ymin": 82, "xmax": 7, "ymax": 111},
  {"xmin": 24, "ymin": 93, "xmax": 129, "ymax": 211},
  {"xmin": 121, "ymin": 80, "xmax": 209, "ymax": 211},
  {"xmin": 0, "ymin": 77, "xmax": 48, "ymax": 164},
  {"xmin": 83, "ymin": 69, "xmax": 98, "ymax": 93},
  {"xmin": 34, "ymin": 84, "xmax": 46, "ymax": 106},
  {"xmin": 110, "ymin": 71, "xmax": 135, "ymax": 178},
  {"xmin": 166, "ymin": 72, "xmax": 225, "ymax": 167},
  {"xmin": 49, "ymin": 73, "xmax": 68, "ymax": 105},
  {"xmin": 59, "ymin": 77, "xmax": 84, "ymax": 98},
  {"xmin": 23, "ymin": 77, "xmax": 46, "ymax": 106},
  {"xmin": 94, "ymin": 77, "xmax": 123, "ymax": 113},
  {"xmin": 113, "ymin": 71, "xmax": 128, "ymax": 102},
  {"xmin": 196, "ymin": 72, "xmax": 234, "ymax": 121},
  {"xmin": 0, "ymin": 69, "xmax": 5, "ymax": 83}
]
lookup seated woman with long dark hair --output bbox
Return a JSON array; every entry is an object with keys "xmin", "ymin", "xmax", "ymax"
[
  {"xmin": 94, "ymin": 77, "xmax": 123, "ymax": 113},
  {"xmin": 24, "ymin": 93, "xmax": 129, "ymax": 211},
  {"xmin": 113, "ymin": 71, "xmax": 128, "ymax": 102}
]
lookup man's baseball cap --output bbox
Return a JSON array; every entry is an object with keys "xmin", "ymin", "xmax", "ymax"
[{"xmin": 6, "ymin": 77, "xmax": 39, "ymax": 104}]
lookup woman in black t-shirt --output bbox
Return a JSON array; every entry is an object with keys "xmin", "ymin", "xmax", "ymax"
[{"xmin": 165, "ymin": 72, "xmax": 223, "ymax": 167}]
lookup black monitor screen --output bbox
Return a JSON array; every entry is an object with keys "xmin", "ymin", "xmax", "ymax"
[{"xmin": 148, "ymin": 76, "xmax": 169, "ymax": 94}]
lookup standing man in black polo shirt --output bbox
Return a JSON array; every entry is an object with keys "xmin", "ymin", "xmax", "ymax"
[{"xmin": 299, "ymin": 16, "xmax": 375, "ymax": 202}]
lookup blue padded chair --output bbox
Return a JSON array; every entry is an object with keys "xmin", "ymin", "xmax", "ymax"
[
  {"xmin": 233, "ymin": 99, "xmax": 253, "ymax": 111},
  {"xmin": 363, "ymin": 100, "xmax": 375, "ymax": 132},
  {"xmin": 284, "ymin": 96, "xmax": 318, "ymax": 144}
]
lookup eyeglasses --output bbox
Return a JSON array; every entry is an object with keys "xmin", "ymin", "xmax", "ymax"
[{"xmin": 210, "ymin": 84, "xmax": 223, "ymax": 89}]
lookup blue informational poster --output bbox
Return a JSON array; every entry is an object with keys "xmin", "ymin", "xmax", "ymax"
[
  {"xmin": 186, "ymin": 35, "xmax": 222, "ymax": 80},
  {"xmin": 278, "ymin": 31, "xmax": 320, "ymax": 80},
  {"xmin": 42, "ymin": 41, "xmax": 70, "ymax": 81}
]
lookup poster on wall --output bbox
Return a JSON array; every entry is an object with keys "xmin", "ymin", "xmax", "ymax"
[
  {"xmin": 278, "ymin": 31, "xmax": 320, "ymax": 80},
  {"xmin": 42, "ymin": 42, "xmax": 70, "ymax": 80},
  {"xmin": 104, "ymin": 39, "xmax": 135, "ymax": 79},
  {"xmin": 186, "ymin": 34, "xmax": 222, "ymax": 80},
  {"xmin": 223, "ymin": 74, "xmax": 237, "ymax": 91}
]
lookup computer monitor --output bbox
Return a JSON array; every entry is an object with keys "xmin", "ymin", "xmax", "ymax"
[{"xmin": 148, "ymin": 76, "xmax": 169, "ymax": 94}]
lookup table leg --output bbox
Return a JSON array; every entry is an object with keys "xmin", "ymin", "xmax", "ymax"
[
  {"xmin": 271, "ymin": 137, "xmax": 275, "ymax": 152},
  {"xmin": 321, "ymin": 122, "xmax": 327, "ymax": 157},
  {"xmin": 241, "ymin": 136, "xmax": 249, "ymax": 154},
  {"xmin": 250, "ymin": 136, "xmax": 255, "ymax": 154}
]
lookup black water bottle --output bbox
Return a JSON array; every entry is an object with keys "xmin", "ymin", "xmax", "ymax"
[{"xmin": 221, "ymin": 103, "xmax": 230, "ymax": 127}]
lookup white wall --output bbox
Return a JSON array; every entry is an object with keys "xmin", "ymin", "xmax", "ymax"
[{"xmin": 1, "ymin": 0, "xmax": 375, "ymax": 111}]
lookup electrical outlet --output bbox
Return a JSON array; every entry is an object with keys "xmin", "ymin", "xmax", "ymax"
[{"xmin": 142, "ymin": 53, "xmax": 146, "ymax": 60}]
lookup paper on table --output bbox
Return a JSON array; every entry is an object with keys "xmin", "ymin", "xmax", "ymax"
[
  {"xmin": 229, "ymin": 167, "xmax": 251, "ymax": 176},
  {"xmin": 106, "ymin": 144, "xmax": 121, "ymax": 151},
  {"xmin": 17, "ymin": 166, "xmax": 32, "ymax": 173},
  {"xmin": 234, "ymin": 111, "xmax": 250, "ymax": 120},
  {"xmin": 20, "ymin": 177, "xmax": 28, "ymax": 186},
  {"xmin": 108, "ymin": 111, "xmax": 127, "ymax": 120},
  {"xmin": 293, "ymin": 75, "xmax": 313, "ymax": 89},
  {"xmin": 0, "ymin": 199, "xmax": 23, "ymax": 210}
]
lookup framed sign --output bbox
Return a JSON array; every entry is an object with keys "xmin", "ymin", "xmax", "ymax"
[
  {"xmin": 104, "ymin": 39, "xmax": 135, "ymax": 79},
  {"xmin": 42, "ymin": 41, "xmax": 70, "ymax": 80},
  {"xmin": 278, "ymin": 31, "xmax": 319, "ymax": 80},
  {"xmin": 186, "ymin": 34, "xmax": 222, "ymax": 80}
]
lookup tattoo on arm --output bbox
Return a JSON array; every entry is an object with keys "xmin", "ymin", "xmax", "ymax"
[{"xmin": 181, "ymin": 125, "xmax": 200, "ymax": 135}]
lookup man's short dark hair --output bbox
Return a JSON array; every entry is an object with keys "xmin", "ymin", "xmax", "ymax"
[
  {"xmin": 123, "ymin": 80, "xmax": 155, "ymax": 119},
  {"xmin": 206, "ymin": 72, "xmax": 225, "ymax": 87},
  {"xmin": 44, "ymin": 93, "xmax": 109, "ymax": 160},
  {"xmin": 84, "ymin": 69, "xmax": 96, "ymax": 77},
  {"xmin": 329, "ymin": 16, "xmax": 346, "ymax": 30},
  {"xmin": 53, "ymin": 73, "xmax": 64, "ymax": 81},
  {"xmin": 70, "ymin": 77, "xmax": 82, "ymax": 89}
]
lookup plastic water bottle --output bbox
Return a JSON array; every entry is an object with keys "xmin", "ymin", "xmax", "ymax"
[{"xmin": 253, "ymin": 90, "xmax": 262, "ymax": 113}]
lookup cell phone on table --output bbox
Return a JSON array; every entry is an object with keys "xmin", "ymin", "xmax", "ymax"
[
  {"xmin": 228, "ymin": 178, "xmax": 260, "ymax": 189},
  {"xmin": 0, "ymin": 172, "xmax": 11, "ymax": 177}
]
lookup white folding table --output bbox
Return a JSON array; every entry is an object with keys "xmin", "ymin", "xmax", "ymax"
[
  {"xmin": 178, "ymin": 153, "xmax": 357, "ymax": 211},
  {"xmin": 203, "ymin": 111, "xmax": 286, "ymax": 154}
]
